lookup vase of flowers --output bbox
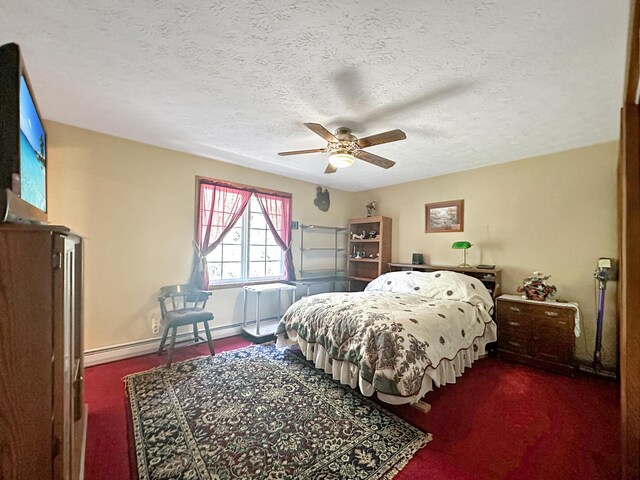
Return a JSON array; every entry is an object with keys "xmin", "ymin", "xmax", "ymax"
[{"xmin": 517, "ymin": 271, "xmax": 557, "ymax": 301}]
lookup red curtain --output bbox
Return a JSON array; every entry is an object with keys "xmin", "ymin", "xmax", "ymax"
[
  {"xmin": 191, "ymin": 182, "xmax": 252, "ymax": 288},
  {"xmin": 255, "ymin": 192, "xmax": 295, "ymax": 281}
]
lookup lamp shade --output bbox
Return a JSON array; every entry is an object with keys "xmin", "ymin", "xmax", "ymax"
[
  {"xmin": 451, "ymin": 241, "xmax": 472, "ymax": 250},
  {"xmin": 329, "ymin": 151, "xmax": 355, "ymax": 168}
]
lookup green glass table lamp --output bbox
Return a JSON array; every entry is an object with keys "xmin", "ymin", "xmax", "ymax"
[{"xmin": 451, "ymin": 241, "xmax": 472, "ymax": 267}]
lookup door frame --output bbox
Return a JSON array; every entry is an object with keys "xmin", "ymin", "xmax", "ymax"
[{"xmin": 620, "ymin": 1, "xmax": 640, "ymax": 477}]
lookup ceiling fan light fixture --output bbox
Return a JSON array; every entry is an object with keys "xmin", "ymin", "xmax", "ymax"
[
  {"xmin": 279, "ymin": 123, "xmax": 405, "ymax": 172},
  {"xmin": 328, "ymin": 151, "xmax": 355, "ymax": 168}
]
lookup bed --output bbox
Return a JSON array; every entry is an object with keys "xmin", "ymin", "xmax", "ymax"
[{"xmin": 275, "ymin": 270, "xmax": 497, "ymax": 406}]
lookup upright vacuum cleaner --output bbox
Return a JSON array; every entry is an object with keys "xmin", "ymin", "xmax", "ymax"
[{"xmin": 593, "ymin": 258, "xmax": 615, "ymax": 373}]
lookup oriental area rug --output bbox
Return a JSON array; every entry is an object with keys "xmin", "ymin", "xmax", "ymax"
[{"xmin": 125, "ymin": 344, "xmax": 431, "ymax": 480}]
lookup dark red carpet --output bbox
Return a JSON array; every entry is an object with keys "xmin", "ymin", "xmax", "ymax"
[{"xmin": 84, "ymin": 337, "xmax": 620, "ymax": 480}]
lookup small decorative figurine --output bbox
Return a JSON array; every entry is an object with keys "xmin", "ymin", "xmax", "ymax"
[
  {"xmin": 368, "ymin": 229, "xmax": 378, "ymax": 239},
  {"xmin": 351, "ymin": 230, "xmax": 366, "ymax": 240},
  {"xmin": 365, "ymin": 201, "xmax": 377, "ymax": 217}
]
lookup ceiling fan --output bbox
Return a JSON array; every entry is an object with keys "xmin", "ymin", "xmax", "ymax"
[{"xmin": 278, "ymin": 123, "xmax": 406, "ymax": 174}]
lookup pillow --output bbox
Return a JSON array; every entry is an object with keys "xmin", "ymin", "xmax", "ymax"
[
  {"xmin": 366, "ymin": 271, "xmax": 429, "ymax": 294},
  {"xmin": 366, "ymin": 270, "xmax": 494, "ymax": 310}
]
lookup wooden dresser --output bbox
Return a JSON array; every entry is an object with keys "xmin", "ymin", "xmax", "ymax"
[
  {"xmin": 496, "ymin": 295, "xmax": 578, "ymax": 376},
  {"xmin": 0, "ymin": 224, "xmax": 86, "ymax": 479}
]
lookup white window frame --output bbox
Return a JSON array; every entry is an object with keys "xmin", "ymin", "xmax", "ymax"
[{"xmin": 206, "ymin": 194, "xmax": 285, "ymax": 287}]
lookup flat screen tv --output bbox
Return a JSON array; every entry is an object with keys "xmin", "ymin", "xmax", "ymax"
[{"xmin": 0, "ymin": 42, "xmax": 47, "ymax": 224}]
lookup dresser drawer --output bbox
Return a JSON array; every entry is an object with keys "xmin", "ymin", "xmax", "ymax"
[
  {"xmin": 500, "ymin": 331, "xmax": 529, "ymax": 355},
  {"xmin": 497, "ymin": 306, "xmax": 530, "ymax": 355},
  {"xmin": 497, "ymin": 303, "xmax": 530, "ymax": 334},
  {"xmin": 535, "ymin": 305, "xmax": 574, "ymax": 324},
  {"xmin": 500, "ymin": 315, "xmax": 530, "ymax": 333},
  {"xmin": 498, "ymin": 301, "xmax": 530, "ymax": 316}
]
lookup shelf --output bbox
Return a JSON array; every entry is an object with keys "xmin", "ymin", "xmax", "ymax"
[
  {"xmin": 301, "ymin": 224, "xmax": 347, "ymax": 232},
  {"xmin": 299, "ymin": 224, "xmax": 347, "ymax": 295},
  {"xmin": 290, "ymin": 276, "xmax": 348, "ymax": 285},
  {"xmin": 349, "ymin": 215, "xmax": 385, "ymax": 224},
  {"xmin": 299, "ymin": 268, "xmax": 346, "ymax": 275},
  {"xmin": 243, "ymin": 283, "xmax": 296, "ymax": 293},
  {"xmin": 347, "ymin": 216, "xmax": 391, "ymax": 293},
  {"xmin": 242, "ymin": 319, "xmax": 280, "ymax": 338}
]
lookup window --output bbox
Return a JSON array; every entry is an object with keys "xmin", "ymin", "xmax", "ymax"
[
  {"xmin": 206, "ymin": 196, "xmax": 284, "ymax": 284},
  {"xmin": 194, "ymin": 178, "xmax": 293, "ymax": 288}
]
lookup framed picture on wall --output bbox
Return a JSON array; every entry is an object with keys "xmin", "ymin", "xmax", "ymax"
[{"xmin": 425, "ymin": 199, "xmax": 464, "ymax": 233}]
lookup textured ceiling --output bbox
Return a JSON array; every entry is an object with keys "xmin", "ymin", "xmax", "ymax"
[{"xmin": 0, "ymin": 0, "xmax": 629, "ymax": 192}]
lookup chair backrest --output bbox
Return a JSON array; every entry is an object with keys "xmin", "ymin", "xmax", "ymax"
[{"xmin": 158, "ymin": 284, "xmax": 212, "ymax": 316}]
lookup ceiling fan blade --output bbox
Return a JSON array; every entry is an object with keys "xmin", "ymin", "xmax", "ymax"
[
  {"xmin": 354, "ymin": 150, "xmax": 396, "ymax": 169},
  {"xmin": 304, "ymin": 122, "xmax": 338, "ymax": 142},
  {"xmin": 278, "ymin": 148, "xmax": 325, "ymax": 156},
  {"xmin": 357, "ymin": 129, "xmax": 407, "ymax": 148},
  {"xmin": 324, "ymin": 164, "xmax": 338, "ymax": 174}
]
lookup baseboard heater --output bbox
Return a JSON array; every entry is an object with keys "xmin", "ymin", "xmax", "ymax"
[{"xmin": 84, "ymin": 322, "xmax": 245, "ymax": 367}]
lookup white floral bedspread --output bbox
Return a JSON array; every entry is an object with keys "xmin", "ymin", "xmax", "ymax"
[{"xmin": 276, "ymin": 271, "xmax": 495, "ymax": 398}]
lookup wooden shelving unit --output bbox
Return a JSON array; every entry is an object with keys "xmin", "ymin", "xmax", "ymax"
[{"xmin": 347, "ymin": 216, "xmax": 392, "ymax": 290}]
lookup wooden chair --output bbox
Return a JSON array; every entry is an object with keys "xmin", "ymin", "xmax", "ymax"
[{"xmin": 157, "ymin": 284, "xmax": 215, "ymax": 365}]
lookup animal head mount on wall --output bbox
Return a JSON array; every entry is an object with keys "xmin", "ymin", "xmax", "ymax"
[{"xmin": 314, "ymin": 186, "xmax": 330, "ymax": 212}]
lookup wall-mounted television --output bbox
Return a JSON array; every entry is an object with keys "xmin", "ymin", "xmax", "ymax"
[{"xmin": 0, "ymin": 42, "xmax": 48, "ymax": 224}]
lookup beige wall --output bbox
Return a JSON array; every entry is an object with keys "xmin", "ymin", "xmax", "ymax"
[
  {"xmin": 46, "ymin": 121, "xmax": 619, "ymax": 367},
  {"xmin": 46, "ymin": 121, "xmax": 352, "ymax": 350},
  {"xmin": 350, "ymin": 142, "xmax": 619, "ymax": 368}
]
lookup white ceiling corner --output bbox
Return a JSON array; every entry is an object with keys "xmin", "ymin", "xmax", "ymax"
[{"xmin": 0, "ymin": 0, "xmax": 629, "ymax": 192}]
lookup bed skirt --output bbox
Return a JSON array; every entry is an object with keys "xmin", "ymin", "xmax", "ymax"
[{"xmin": 276, "ymin": 322, "xmax": 497, "ymax": 405}]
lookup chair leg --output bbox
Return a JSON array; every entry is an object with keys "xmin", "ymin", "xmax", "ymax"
[
  {"xmin": 167, "ymin": 327, "xmax": 178, "ymax": 365},
  {"xmin": 193, "ymin": 323, "xmax": 199, "ymax": 343},
  {"xmin": 158, "ymin": 324, "xmax": 170, "ymax": 355},
  {"xmin": 203, "ymin": 320, "xmax": 215, "ymax": 356}
]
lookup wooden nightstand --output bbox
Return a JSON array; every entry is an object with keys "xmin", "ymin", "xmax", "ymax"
[{"xmin": 496, "ymin": 295, "xmax": 580, "ymax": 376}]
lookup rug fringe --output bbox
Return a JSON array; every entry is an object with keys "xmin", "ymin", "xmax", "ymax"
[{"xmin": 377, "ymin": 433, "xmax": 433, "ymax": 480}]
